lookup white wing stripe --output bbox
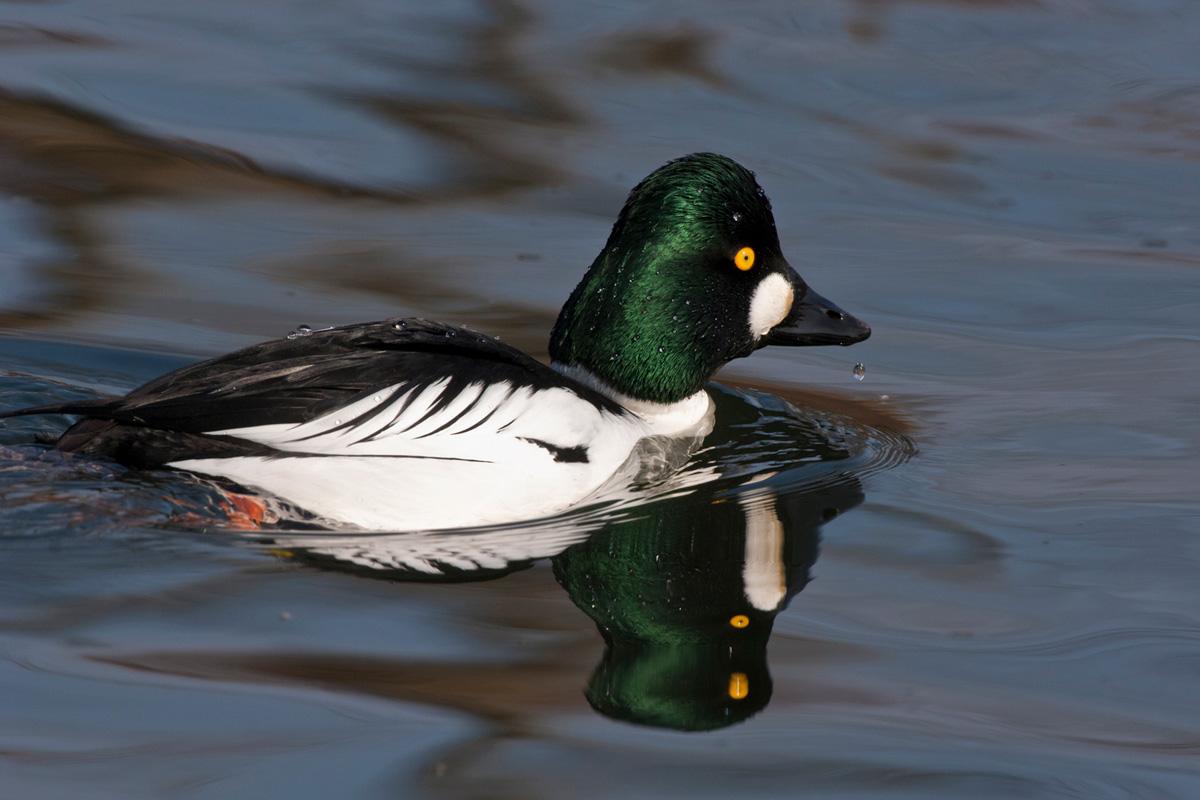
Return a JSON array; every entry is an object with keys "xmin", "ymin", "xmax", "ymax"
[{"xmin": 204, "ymin": 380, "xmax": 552, "ymax": 457}]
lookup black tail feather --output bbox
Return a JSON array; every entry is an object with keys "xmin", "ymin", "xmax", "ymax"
[{"xmin": 0, "ymin": 397, "xmax": 119, "ymax": 420}]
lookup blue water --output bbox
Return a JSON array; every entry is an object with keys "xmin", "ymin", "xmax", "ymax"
[{"xmin": 2, "ymin": 0, "xmax": 1200, "ymax": 797}]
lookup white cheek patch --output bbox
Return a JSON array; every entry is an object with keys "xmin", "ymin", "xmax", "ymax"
[{"xmin": 747, "ymin": 272, "xmax": 794, "ymax": 338}]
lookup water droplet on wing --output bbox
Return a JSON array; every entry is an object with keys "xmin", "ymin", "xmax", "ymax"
[{"xmin": 287, "ymin": 324, "xmax": 313, "ymax": 339}]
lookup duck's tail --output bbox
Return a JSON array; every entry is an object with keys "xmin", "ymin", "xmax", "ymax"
[{"xmin": 0, "ymin": 397, "xmax": 119, "ymax": 420}]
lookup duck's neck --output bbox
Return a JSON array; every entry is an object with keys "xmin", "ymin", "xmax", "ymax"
[{"xmin": 552, "ymin": 362, "xmax": 713, "ymax": 435}]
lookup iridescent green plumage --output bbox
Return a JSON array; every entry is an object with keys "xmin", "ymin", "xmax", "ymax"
[
  {"xmin": 551, "ymin": 154, "xmax": 786, "ymax": 404},
  {"xmin": 550, "ymin": 153, "xmax": 866, "ymax": 405}
]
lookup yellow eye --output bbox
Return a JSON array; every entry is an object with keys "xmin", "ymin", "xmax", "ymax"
[
  {"xmin": 734, "ymin": 246, "xmax": 755, "ymax": 271},
  {"xmin": 730, "ymin": 614, "xmax": 749, "ymax": 628},
  {"xmin": 729, "ymin": 672, "xmax": 749, "ymax": 699}
]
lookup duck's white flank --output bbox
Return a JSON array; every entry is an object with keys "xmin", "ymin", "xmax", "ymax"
[{"xmin": 169, "ymin": 378, "xmax": 649, "ymax": 531}]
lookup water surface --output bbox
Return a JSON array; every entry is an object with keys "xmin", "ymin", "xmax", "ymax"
[{"xmin": 1, "ymin": 0, "xmax": 1199, "ymax": 797}]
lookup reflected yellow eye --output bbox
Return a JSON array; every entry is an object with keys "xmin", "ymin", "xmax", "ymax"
[
  {"xmin": 730, "ymin": 614, "xmax": 749, "ymax": 628},
  {"xmin": 734, "ymin": 246, "xmax": 755, "ymax": 271},
  {"xmin": 729, "ymin": 672, "xmax": 749, "ymax": 699}
]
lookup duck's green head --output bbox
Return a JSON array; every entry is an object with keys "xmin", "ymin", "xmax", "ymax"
[{"xmin": 550, "ymin": 153, "xmax": 869, "ymax": 405}]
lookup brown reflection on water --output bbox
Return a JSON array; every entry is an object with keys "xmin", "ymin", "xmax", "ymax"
[
  {"xmin": 92, "ymin": 568, "xmax": 599, "ymax": 727},
  {"xmin": 0, "ymin": 91, "xmax": 408, "ymax": 206},
  {"xmin": 250, "ymin": 240, "xmax": 558, "ymax": 353},
  {"xmin": 1095, "ymin": 90, "xmax": 1200, "ymax": 160},
  {"xmin": 0, "ymin": 24, "xmax": 108, "ymax": 49},
  {"xmin": 811, "ymin": 109, "xmax": 1001, "ymax": 203},
  {"xmin": 0, "ymin": 89, "xmax": 401, "ymax": 333},
  {"xmin": 98, "ymin": 649, "xmax": 594, "ymax": 724},
  {"xmin": 0, "ymin": 0, "xmax": 602, "ymax": 337},
  {"xmin": 726, "ymin": 376, "xmax": 917, "ymax": 441},
  {"xmin": 592, "ymin": 24, "xmax": 727, "ymax": 89},
  {"xmin": 346, "ymin": 0, "xmax": 579, "ymax": 200},
  {"xmin": 845, "ymin": 0, "xmax": 1037, "ymax": 43}
]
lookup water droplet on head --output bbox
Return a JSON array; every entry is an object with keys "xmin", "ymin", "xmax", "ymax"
[
  {"xmin": 853, "ymin": 362, "xmax": 866, "ymax": 381},
  {"xmin": 658, "ymin": 346, "xmax": 665, "ymax": 353},
  {"xmin": 732, "ymin": 211, "xmax": 741, "ymax": 222}
]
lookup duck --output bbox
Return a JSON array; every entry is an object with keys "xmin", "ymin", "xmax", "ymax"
[{"xmin": 0, "ymin": 153, "xmax": 870, "ymax": 531}]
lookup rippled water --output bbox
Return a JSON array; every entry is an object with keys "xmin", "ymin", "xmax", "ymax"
[{"xmin": 2, "ymin": 0, "xmax": 1199, "ymax": 797}]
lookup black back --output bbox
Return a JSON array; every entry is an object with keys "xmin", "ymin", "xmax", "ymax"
[{"xmin": 2, "ymin": 318, "xmax": 626, "ymax": 468}]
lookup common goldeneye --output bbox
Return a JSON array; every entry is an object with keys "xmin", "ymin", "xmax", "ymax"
[{"xmin": 1, "ymin": 153, "xmax": 870, "ymax": 530}]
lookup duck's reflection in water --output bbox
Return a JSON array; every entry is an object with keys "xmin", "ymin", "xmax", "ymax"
[
  {"xmin": 554, "ymin": 476, "xmax": 860, "ymax": 731},
  {"xmin": 250, "ymin": 385, "xmax": 885, "ymax": 731}
]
